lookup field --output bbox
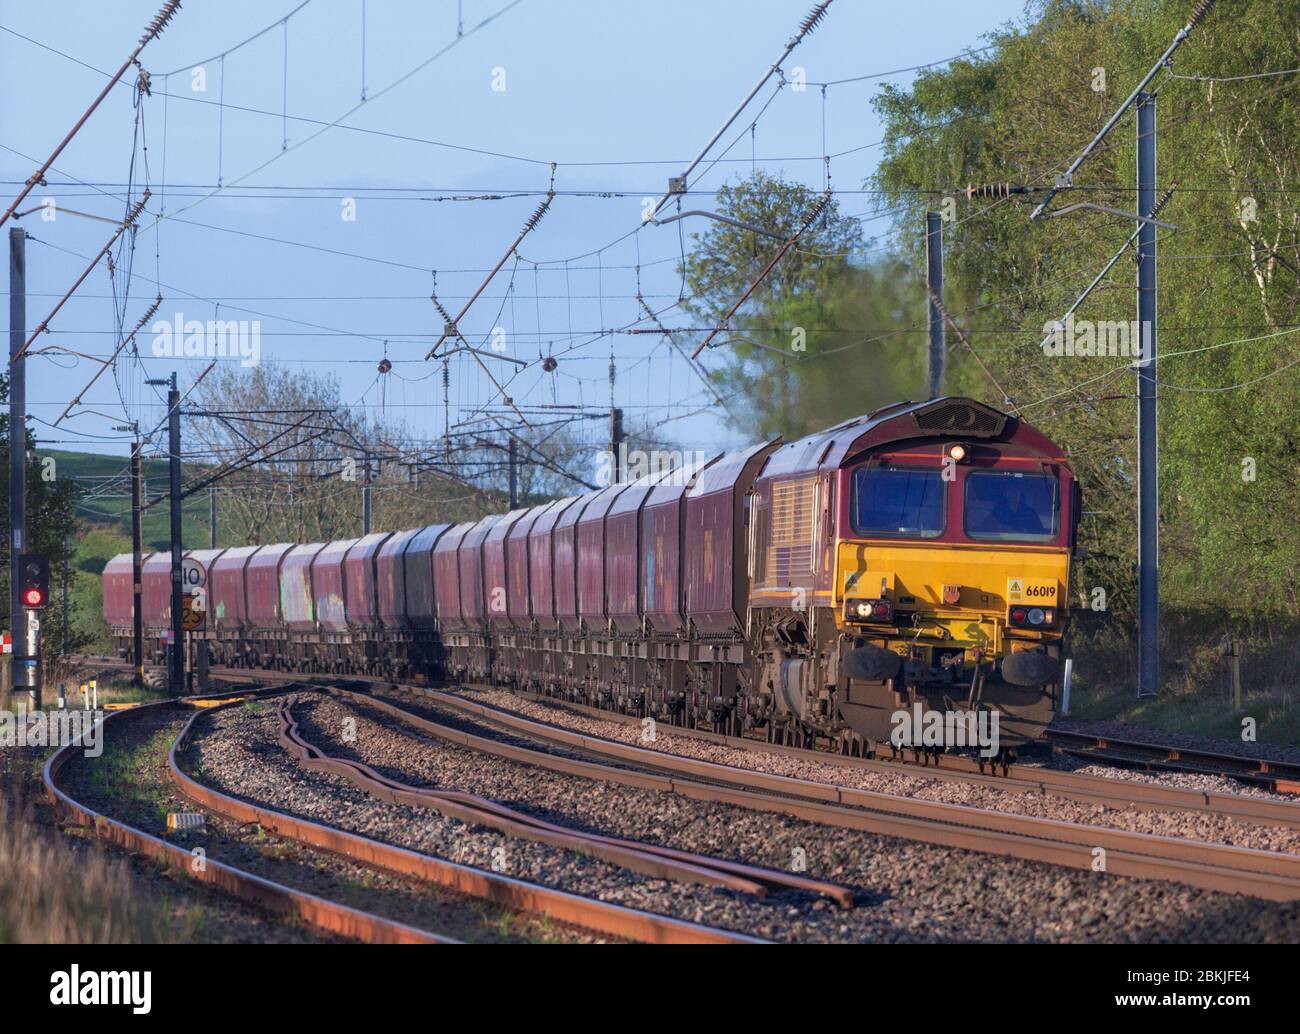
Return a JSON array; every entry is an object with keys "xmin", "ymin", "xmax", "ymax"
[{"xmin": 40, "ymin": 449, "xmax": 213, "ymax": 655}]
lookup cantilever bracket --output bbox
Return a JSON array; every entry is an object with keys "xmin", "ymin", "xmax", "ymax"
[{"xmin": 1045, "ymin": 202, "xmax": 1176, "ymax": 231}]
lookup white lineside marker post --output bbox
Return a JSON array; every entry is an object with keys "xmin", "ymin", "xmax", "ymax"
[
  {"xmin": 90, "ymin": 679, "xmax": 97, "ymax": 709},
  {"xmin": 1060, "ymin": 658, "xmax": 1073, "ymax": 717},
  {"xmin": 80, "ymin": 682, "xmax": 88, "ymax": 709},
  {"xmin": 56, "ymin": 682, "xmax": 65, "ymax": 709},
  {"xmin": 1230, "ymin": 642, "xmax": 1242, "ymax": 716}
]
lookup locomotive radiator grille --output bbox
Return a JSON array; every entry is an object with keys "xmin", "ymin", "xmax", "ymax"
[{"xmin": 767, "ymin": 477, "xmax": 816, "ymax": 587}]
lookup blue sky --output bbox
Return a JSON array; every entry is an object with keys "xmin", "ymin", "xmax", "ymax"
[{"xmin": 0, "ymin": 0, "xmax": 1030, "ymax": 470}]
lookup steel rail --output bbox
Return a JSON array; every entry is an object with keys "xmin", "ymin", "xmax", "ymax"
[
  {"xmin": 364, "ymin": 684, "xmax": 1300, "ymax": 902},
  {"xmin": 42, "ymin": 695, "xmax": 456, "ymax": 944},
  {"xmin": 502, "ymin": 687, "xmax": 1300, "ymax": 829},
  {"xmin": 1045, "ymin": 728, "xmax": 1300, "ymax": 794},
  {"xmin": 167, "ymin": 694, "xmax": 765, "ymax": 943},
  {"xmin": 287, "ymin": 694, "xmax": 853, "ymax": 907},
  {"xmin": 278, "ymin": 701, "xmax": 772, "ymax": 898}
]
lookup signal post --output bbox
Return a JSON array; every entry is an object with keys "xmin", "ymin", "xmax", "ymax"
[{"xmin": 14, "ymin": 553, "xmax": 48, "ymax": 710}]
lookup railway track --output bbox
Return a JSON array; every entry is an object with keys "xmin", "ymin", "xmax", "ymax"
[
  {"xmin": 43, "ymin": 689, "xmax": 454, "ymax": 944},
  {"xmin": 340, "ymin": 681, "xmax": 1300, "ymax": 902},
  {"xmin": 1045, "ymin": 727, "xmax": 1300, "ymax": 794},
  {"xmin": 172, "ymin": 693, "xmax": 766, "ymax": 943},
  {"xmin": 75, "ymin": 655, "xmax": 1300, "ymax": 806},
  {"xmin": 49, "ymin": 681, "xmax": 766, "ymax": 944},
  {"xmin": 278, "ymin": 697, "xmax": 853, "ymax": 907},
  {"xmin": 501, "ymin": 689, "xmax": 1300, "ymax": 830},
  {"xmin": 72, "ymin": 657, "xmax": 1300, "ymax": 901}
]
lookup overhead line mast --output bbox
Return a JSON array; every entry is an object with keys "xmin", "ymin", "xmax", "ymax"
[{"xmin": 1026, "ymin": 0, "xmax": 1216, "ymax": 699}]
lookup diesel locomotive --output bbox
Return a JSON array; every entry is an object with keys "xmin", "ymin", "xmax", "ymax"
[{"xmin": 103, "ymin": 396, "xmax": 1079, "ymax": 756}]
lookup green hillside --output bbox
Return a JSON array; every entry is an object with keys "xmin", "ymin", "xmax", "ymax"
[
  {"xmin": 38, "ymin": 448, "xmax": 214, "ymax": 553},
  {"xmin": 35, "ymin": 449, "xmax": 216, "ymax": 652}
]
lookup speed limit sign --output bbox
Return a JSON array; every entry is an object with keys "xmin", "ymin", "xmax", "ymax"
[
  {"xmin": 181, "ymin": 556, "xmax": 206, "ymax": 590},
  {"xmin": 182, "ymin": 589, "xmax": 206, "ymax": 631},
  {"xmin": 181, "ymin": 557, "xmax": 207, "ymax": 631}
]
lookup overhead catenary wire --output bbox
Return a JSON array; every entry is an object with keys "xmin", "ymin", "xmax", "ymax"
[
  {"xmin": 22, "ymin": 0, "xmax": 1269, "ymax": 483},
  {"xmin": 647, "ymin": 1, "xmax": 834, "ymax": 219},
  {"xmin": 134, "ymin": 0, "xmax": 528, "ymax": 237},
  {"xmin": 0, "ymin": 0, "xmax": 179, "ymax": 230}
]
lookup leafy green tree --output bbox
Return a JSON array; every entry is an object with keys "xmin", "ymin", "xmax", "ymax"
[
  {"xmin": 679, "ymin": 172, "xmax": 929, "ymax": 439},
  {"xmin": 871, "ymin": 0, "xmax": 1300, "ymax": 626}
]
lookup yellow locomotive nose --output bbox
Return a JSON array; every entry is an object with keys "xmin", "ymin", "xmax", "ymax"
[{"xmin": 837, "ymin": 542, "xmax": 1068, "ymax": 680}]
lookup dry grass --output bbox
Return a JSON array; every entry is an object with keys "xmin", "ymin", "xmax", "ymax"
[
  {"xmin": 0, "ymin": 796, "xmax": 177, "ymax": 944},
  {"xmin": 50, "ymin": 676, "xmax": 170, "ymax": 709}
]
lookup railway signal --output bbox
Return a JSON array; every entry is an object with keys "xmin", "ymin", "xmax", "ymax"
[{"xmin": 19, "ymin": 553, "xmax": 49, "ymax": 609}]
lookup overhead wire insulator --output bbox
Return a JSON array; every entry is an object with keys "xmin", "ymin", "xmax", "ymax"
[
  {"xmin": 523, "ymin": 192, "xmax": 554, "ymax": 233},
  {"xmin": 799, "ymin": 1, "xmax": 833, "ymax": 37},
  {"xmin": 125, "ymin": 189, "xmax": 152, "ymax": 226},
  {"xmin": 1186, "ymin": 0, "xmax": 1216, "ymax": 31},
  {"xmin": 432, "ymin": 296, "xmax": 454, "ymax": 326},
  {"xmin": 964, "ymin": 183, "xmax": 1033, "ymax": 200},
  {"xmin": 1150, "ymin": 180, "xmax": 1178, "ymax": 219},
  {"xmin": 141, "ymin": 0, "xmax": 183, "ymax": 47}
]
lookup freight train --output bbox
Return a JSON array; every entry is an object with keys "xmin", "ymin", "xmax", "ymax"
[{"xmin": 103, "ymin": 397, "xmax": 1080, "ymax": 757}]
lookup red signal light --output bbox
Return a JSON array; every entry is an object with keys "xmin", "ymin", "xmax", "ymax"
[
  {"xmin": 24, "ymin": 588, "xmax": 43, "ymax": 607},
  {"xmin": 872, "ymin": 601, "xmax": 891, "ymax": 618}
]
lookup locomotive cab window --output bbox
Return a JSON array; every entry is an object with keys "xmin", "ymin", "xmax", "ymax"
[
  {"xmin": 963, "ymin": 471, "xmax": 1059, "ymax": 542},
  {"xmin": 851, "ymin": 467, "xmax": 944, "ymax": 538}
]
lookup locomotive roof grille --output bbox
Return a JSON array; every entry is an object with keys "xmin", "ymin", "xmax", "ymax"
[{"xmin": 911, "ymin": 398, "xmax": 1007, "ymax": 438}]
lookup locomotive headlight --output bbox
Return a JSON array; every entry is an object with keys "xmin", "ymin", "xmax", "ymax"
[
  {"xmin": 847, "ymin": 599, "xmax": 893, "ymax": 623},
  {"xmin": 1027, "ymin": 607, "xmax": 1045, "ymax": 625},
  {"xmin": 947, "ymin": 443, "xmax": 968, "ymax": 462}
]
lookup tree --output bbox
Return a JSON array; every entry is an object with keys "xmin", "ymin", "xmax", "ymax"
[
  {"xmin": 871, "ymin": 0, "xmax": 1300, "ymax": 623},
  {"xmin": 191, "ymin": 364, "xmax": 505, "ymax": 544},
  {"xmin": 680, "ymin": 171, "xmax": 866, "ymax": 323},
  {"xmin": 678, "ymin": 172, "xmax": 928, "ymax": 440},
  {"xmin": 0, "ymin": 373, "xmax": 84, "ymax": 662}
]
